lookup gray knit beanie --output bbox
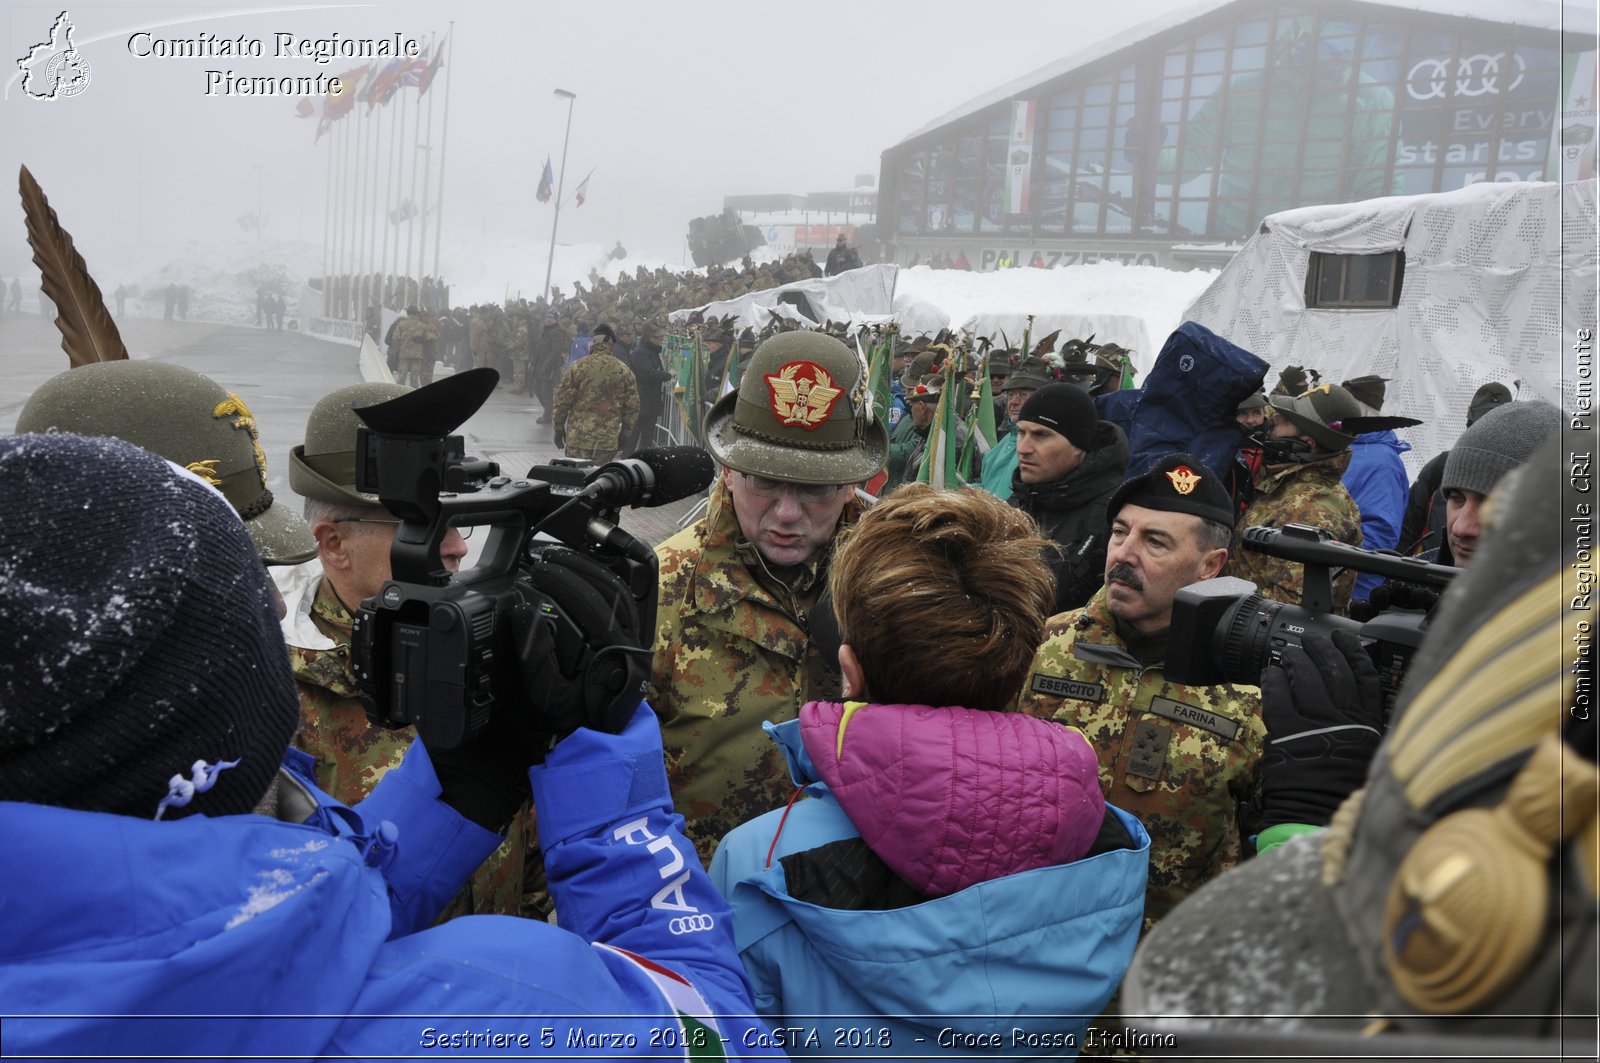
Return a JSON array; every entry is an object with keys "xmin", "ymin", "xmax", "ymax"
[
  {"xmin": 0, "ymin": 433, "xmax": 300, "ymax": 821},
  {"xmin": 1441, "ymin": 400, "xmax": 1560, "ymax": 497}
]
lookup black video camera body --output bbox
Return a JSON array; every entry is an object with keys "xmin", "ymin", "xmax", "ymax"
[
  {"xmin": 1166, "ymin": 524, "xmax": 1460, "ymax": 723},
  {"xmin": 345, "ymin": 370, "xmax": 711, "ymax": 751}
]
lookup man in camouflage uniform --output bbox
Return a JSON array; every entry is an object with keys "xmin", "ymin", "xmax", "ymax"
[
  {"xmin": 1016, "ymin": 453, "xmax": 1265, "ymax": 929},
  {"xmin": 550, "ymin": 323, "xmax": 639, "ymax": 463},
  {"xmin": 393, "ymin": 306, "xmax": 439, "ymax": 388},
  {"xmin": 274, "ymin": 383, "xmax": 529, "ymax": 919},
  {"xmin": 508, "ymin": 309, "xmax": 531, "ymax": 394},
  {"xmin": 651, "ymin": 330, "xmax": 888, "ymax": 867},
  {"xmin": 1227, "ymin": 383, "xmax": 1365, "ymax": 612},
  {"xmin": 469, "ymin": 305, "xmax": 492, "ymax": 370}
]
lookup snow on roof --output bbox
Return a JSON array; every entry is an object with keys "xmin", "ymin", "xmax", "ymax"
[{"xmin": 890, "ymin": 0, "xmax": 1591, "ymax": 151}]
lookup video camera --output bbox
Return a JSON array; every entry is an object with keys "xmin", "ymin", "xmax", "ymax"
[
  {"xmin": 1166, "ymin": 524, "xmax": 1460, "ymax": 721},
  {"xmin": 348, "ymin": 369, "xmax": 714, "ymax": 750}
]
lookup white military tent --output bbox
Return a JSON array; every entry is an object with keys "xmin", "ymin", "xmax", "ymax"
[{"xmin": 1183, "ymin": 179, "xmax": 1596, "ymax": 474}]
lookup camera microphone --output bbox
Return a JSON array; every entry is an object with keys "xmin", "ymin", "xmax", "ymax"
[{"xmin": 582, "ymin": 446, "xmax": 716, "ymax": 510}]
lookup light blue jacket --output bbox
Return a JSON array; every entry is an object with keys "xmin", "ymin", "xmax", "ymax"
[
  {"xmin": 711, "ymin": 718, "xmax": 1149, "ymax": 1059},
  {"xmin": 979, "ymin": 430, "xmax": 1020, "ymax": 500},
  {"xmin": 0, "ymin": 706, "xmax": 776, "ymax": 1061}
]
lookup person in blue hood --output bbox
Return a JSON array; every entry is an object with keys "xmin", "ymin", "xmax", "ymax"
[
  {"xmin": 1339, "ymin": 375, "xmax": 1414, "ymax": 603},
  {"xmin": 0, "ymin": 432, "xmax": 775, "ymax": 1062},
  {"xmin": 711, "ymin": 484, "xmax": 1149, "ymax": 1058}
]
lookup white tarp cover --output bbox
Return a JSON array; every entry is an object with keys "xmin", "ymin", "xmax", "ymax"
[
  {"xmin": 1182, "ymin": 179, "xmax": 1596, "ymax": 474},
  {"xmin": 668, "ymin": 263, "xmax": 900, "ymax": 330}
]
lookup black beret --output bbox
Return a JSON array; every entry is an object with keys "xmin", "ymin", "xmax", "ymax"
[{"xmin": 1108, "ymin": 453, "xmax": 1235, "ymax": 529}]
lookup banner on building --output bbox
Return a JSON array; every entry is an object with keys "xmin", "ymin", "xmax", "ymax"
[
  {"xmin": 1005, "ymin": 99, "xmax": 1036, "ymax": 215},
  {"xmin": 1551, "ymin": 50, "xmax": 1598, "ymax": 182}
]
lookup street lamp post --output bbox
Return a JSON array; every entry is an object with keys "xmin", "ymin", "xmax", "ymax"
[{"xmin": 542, "ymin": 88, "xmax": 577, "ymax": 303}]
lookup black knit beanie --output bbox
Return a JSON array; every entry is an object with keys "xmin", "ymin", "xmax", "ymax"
[
  {"xmin": 0, "ymin": 434, "xmax": 300, "ymax": 820},
  {"xmin": 1017, "ymin": 383, "xmax": 1098, "ymax": 450}
]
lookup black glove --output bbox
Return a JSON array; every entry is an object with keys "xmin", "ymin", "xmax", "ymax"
[
  {"xmin": 552, "ymin": 425, "xmax": 566, "ymax": 450},
  {"xmin": 1257, "ymin": 630, "xmax": 1384, "ymax": 831},
  {"xmin": 1349, "ymin": 579, "xmax": 1443, "ymax": 622},
  {"xmin": 423, "ymin": 706, "xmax": 550, "ymax": 833}
]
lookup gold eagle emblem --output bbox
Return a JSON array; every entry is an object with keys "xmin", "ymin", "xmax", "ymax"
[
  {"xmin": 765, "ymin": 361, "xmax": 843, "ymax": 430},
  {"xmin": 213, "ymin": 392, "xmax": 268, "ymax": 483},
  {"xmin": 1165, "ymin": 465, "xmax": 1202, "ymax": 495}
]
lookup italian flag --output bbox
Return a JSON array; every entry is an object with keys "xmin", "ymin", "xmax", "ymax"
[{"xmin": 595, "ymin": 943, "xmax": 728, "ymax": 1062}]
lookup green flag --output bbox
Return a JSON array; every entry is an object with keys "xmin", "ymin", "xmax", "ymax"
[
  {"xmin": 675, "ymin": 330, "xmax": 705, "ymax": 444},
  {"xmin": 866, "ymin": 332, "xmax": 892, "ymax": 427},
  {"xmin": 916, "ymin": 357, "xmax": 962, "ymax": 488},
  {"xmin": 958, "ymin": 365, "xmax": 998, "ymax": 481}
]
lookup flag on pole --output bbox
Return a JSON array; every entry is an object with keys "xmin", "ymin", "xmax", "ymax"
[
  {"xmin": 324, "ymin": 63, "xmax": 371, "ymax": 123},
  {"xmin": 916, "ymin": 358, "xmax": 962, "ymax": 488},
  {"xmin": 361, "ymin": 55, "xmax": 408, "ymax": 110},
  {"xmin": 958, "ymin": 361, "xmax": 997, "ymax": 481},
  {"xmin": 866, "ymin": 332, "xmax": 892, "ymax": 430},
  {"xmin": 535, "ymin": 158, "xmax": 554, "ymax": 203},
  {"xmin": 418, "ymin": 33, "xmax": 447, "ymax": 96},
  {"xmin": 573, "ymin": 169, "xmax": 594, "ymax": 207}
]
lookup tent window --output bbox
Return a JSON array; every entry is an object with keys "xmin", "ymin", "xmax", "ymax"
[{"xmin": 1305, "ymin": 250, "xmax": 1404, "ymax": 308}]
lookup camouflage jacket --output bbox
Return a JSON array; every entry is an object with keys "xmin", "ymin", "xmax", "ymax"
[
  {"xmin": 394, "ymin": 316, "xmax": 437, "ymax": 363},
  {"xmin": 550, "ymin": 339, "xmax": 640, "ymax": 451},
  {"xmin": 1227, "ymin": 451, "xmax": 1363, "ymax": 613},
  {"xmin": 276, "ymin": 564, "xmax": 529, "ymax": 919},
  {"xmin": 1014, "ymin": 589, "xmax": 1265, "ymax": 929},
  {"xmin": 650, "ymin": 478, "xmax": 852, "ymax": 866}
]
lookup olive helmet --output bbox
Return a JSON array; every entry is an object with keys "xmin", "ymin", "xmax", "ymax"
[
  {"xmin": 703, "ymin": 331, "xmax": 888, "ymax": 486},
  {"xmin": 289, "ymin": 382, "xmax": 411, "ymax": 507},
  {"xmin": 16, "ymin": 361, "xmax": 316, "ymax": 565}
]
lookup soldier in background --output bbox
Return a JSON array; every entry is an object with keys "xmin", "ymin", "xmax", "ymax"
[
  {"xmin": 275, "ymin": 384, "xmax": 529, "ymax": 919},
  {"xmin": 651, "ymin": 331, "xmax": 887, "ymax": 866},
  {"xmin": 531, "ymin": 308, "xmax": 569, "ymax": 425},
  {"xmin": 550, "ymin": 323, "xmax": 638, "ymax": 463},
  {"xmin": 1015, "ymin": 453, "xmax": 1264, "ymax": 930},
  {"xmin": 623, "ymin": 320, "xmax": 672, "ymax": 453},
  {"xmin": 1226, "ymin": 384, "xmax": 1365, "ymax": 613},
  {"xmin": 393, "ymin": 306, "xmax": 439, "ymax": 388}
]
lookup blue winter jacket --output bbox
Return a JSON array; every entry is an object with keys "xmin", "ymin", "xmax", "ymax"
[
  {"xmin": 0, "ymin": 705, "xmax": 775, "ymax": 1061},
  {"xmin": 1343, "ymin": 429, "xmax": 1412, "ymax": 601},
  {"xmin": 710, "ymin": 719, "xmax": 1149, "ymax": 1059}
]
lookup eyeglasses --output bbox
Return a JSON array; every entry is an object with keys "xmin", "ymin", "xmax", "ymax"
[
  {"xmin": 736, "ymin": 473, "xmax": 848, "ymax": 504},
  {"xmin": 336, "ymin": 517, "xmax": 475, "ymax": 539}
]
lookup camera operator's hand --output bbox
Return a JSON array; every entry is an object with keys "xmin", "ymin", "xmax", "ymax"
[
  {"xmin": 424, "ymin": 710, "xmax": 550, "ymax": 834},
  {"xmin": 1350, "ymin": 579, "xmax": 1443, "ymax": 622},
  {"xmin": 1257, "ymin": 630, "xmax": 1384, "ymax": 833}
]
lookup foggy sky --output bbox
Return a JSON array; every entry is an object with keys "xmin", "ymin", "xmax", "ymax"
[{"xmin": 0, "ymin": 0, "xmax": 1575, "ymax": 282}]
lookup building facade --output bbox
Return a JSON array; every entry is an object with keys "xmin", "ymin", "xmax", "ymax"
[{"xmin": 880, "ymin": 0, "xmax": 1596, "ymax": 270}]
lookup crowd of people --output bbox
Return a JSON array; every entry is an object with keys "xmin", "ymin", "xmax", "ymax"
[{"xmin": 1, "ymin": 243, "xmax": 1588, "ymax": 1057}]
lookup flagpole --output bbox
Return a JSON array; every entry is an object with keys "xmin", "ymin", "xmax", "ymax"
[
  {"xmin": 382, "ymin": 78, "xmax": 402, "ymax": 308},
  {"xmin": 364, "ymin": 98, "xmax": 382, "ymax": 314},
  {"xmin": 431, "ymin": 24, "xmax": 454, "ymax": 293},
  {"xmin": 391, "ymin": 86, "xmax": 409, "ymax": 303},
  {"xmin": 416, "ymin": 32, "xmax": 437, "ymax": 308},
  {"xmin": 334, "ymin": 119, "xmax": 349, "ymax": 318},
  {"xmin": 353, "ymin": 103, "xmax": 370, "ymax": 315},
  {"xmin": 320, "ymin": 117, "xmax": 334, "ymax": 317},
  {"xmin": 542, "ymin": 88, "xmax": 577, "ymax": 303},
  {"xmin": 404, "ymin": 68, "xmax": 424, "ymax": 309}
]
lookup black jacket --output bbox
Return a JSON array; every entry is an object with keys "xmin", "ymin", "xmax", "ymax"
[{"xmin": 1009, "ymin": 421, "xmax": 1130, "ymax": 612}]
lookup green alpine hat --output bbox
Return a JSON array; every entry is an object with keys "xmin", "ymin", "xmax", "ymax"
[
  {"xmin": 289, "ymin": 382, "xmax": 412, "ymax": 507},
  {"xmin": 16, "ymin": 361, "xmax": 316, "ymax": 566},
  {"xmin": 703, "ymin": 331, "xmax": 888, "ymax": 486},
  {"xmin": 1268, "ymin": 383, "xmax": 1363, "ymax": 452}
]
